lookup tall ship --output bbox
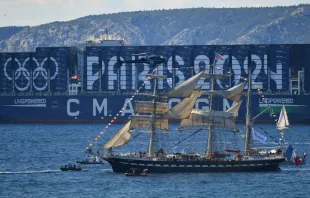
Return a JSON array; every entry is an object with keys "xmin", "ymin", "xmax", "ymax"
[
  {"xmin": 1, "ymin": 40, "xmax": 310, "ymax": 123},
  {"xmin": 99, "ymin": 53, "xmax": 285, "ymax": 173}
]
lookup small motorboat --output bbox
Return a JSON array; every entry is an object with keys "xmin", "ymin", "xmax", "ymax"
[
  {"xmin": 60, "ymin": 164, "xmax": 82, "ymax": 171},
  {"xmin": 125, "ymin": 168, "xmax": 148, "ymax": 176},
  {"xmin": 76, "ymin": 155, "xmax": 104, "ymax": 164},
  {"xmin": 76, "ymin": 159, "xmax": 104, "ymax": 164}
]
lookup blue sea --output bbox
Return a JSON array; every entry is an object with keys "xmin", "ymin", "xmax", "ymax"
[{"xmin": 0, "ymin": 123, "xmax": 309, "ymax": 198}]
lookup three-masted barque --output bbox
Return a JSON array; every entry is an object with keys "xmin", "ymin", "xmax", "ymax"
[{"xmin": 100, "ymin": 52, "xmax": 285, "ymax": 173}]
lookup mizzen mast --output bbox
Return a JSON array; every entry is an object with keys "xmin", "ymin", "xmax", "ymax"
[
  {"xmin": 148, "ymin": 67, "xmax": 158, "ymax": 157},
  {"xmin": 244, "ymin": 52, "xmax": 252, "ymax": 155}
]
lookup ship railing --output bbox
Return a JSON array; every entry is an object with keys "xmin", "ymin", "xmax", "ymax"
[
  {"xmin": 0, "ymin": 92, "xmax": 69, "ymax": 97},
  {"xmin": 243, "ymin": 149, "xmax": 282, "ymax": 160},
  {"xmin": 0, "ymin": 90, "xmax": 307, "ymax": 97},
  {"xmin": 79, "ymin": 91, "xmax": 132, "ymax": 96}
]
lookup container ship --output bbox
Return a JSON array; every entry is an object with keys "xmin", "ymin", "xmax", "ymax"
[{"xmin": 1, "ymin": 40, "xmax": 310, "ymax": 123}]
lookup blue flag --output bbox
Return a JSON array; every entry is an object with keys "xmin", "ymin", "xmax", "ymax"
[{"xmin": 285, "ymin": 145, "xmax": 293, "ymax": 159}]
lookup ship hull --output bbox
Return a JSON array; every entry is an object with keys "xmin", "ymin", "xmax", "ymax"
[
  {"xmin": 104, "ymin": 156, "xmax": 285, "ymax": 173},
  {"xmin": 2, "ymin": 44, "xmax": 310, "ymax": 123},
  {"xmin": 1, "ymin": 95, "xmax": 310, "ymax": 123}
]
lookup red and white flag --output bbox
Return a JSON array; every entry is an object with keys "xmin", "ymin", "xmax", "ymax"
[
  {"xmin": 292, "ymin": 150, "xmax": 302, "ymax": 166},
  {"xmin": 215, "ymin": 53, "xmax": 223, "ymax": 60}
]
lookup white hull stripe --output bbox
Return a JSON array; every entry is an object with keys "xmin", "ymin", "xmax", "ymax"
[{"xmin": 118, "ymin": 162, "xmax": 270, "ymax": 168}]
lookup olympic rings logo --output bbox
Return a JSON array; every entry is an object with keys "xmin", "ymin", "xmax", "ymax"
[{"xmin": 3, "ymin": 57, "xmax": 59, "ymax": 91}]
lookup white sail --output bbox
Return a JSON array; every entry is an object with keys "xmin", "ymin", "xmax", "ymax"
[
  {"xmin": 102, "ymin": 121, "xmax": 132, "ymax": 149},
  {"xmin": 130, "ymin": 115, "xmax": 169, "ymax": 130},
  {"xmin": 135, "ymin": 101, "xmax": 169, "ymax": 114},
  {"xmin": 163, "ymin": 90, "xmax": 201, "ymax": 119},
  {"xmin": 167, "ymin": 71, "xmax": 204, "ymax": 97},
  {"xmin": 180, "ymin": 109, "xmax": 236, "ymax": 129},
  {"xmin": 226, "ymin": 101, "xmax": 242, "ymax": 117},
  {"xmin": 277, "ymin": 105, "xmax": 290, "ymax": 131},
  {"xmin": 225, "ymin": 82, "xmax": 246, "ymax": 102},
  {"xmin": 201, "ymin": 82, "xmax": 245, "ymax": 102}
]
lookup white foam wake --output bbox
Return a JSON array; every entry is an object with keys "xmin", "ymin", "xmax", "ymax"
[{"xmin": 0, "ymin": 170, "xmax": 61, "ymax": 174}]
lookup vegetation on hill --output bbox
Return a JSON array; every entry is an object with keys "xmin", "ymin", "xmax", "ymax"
[{"xmin": 0, "ymin": 5, "xmax": 310, "ymax": 52}]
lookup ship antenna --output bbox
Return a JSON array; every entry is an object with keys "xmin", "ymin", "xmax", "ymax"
[{"xmin": 244, "ymin": 51, "xmax": 252, "ymax": 155}]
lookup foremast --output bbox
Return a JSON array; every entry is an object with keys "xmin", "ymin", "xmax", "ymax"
[{"xmin": 100, "ymin": 54, "xmax": 168, "ymax": 156}]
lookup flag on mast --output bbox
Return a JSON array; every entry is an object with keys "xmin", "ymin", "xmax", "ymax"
[
  {"xmin": 285, "ymin": 144, "xmax": 293, "ymax": 158},
  {"xmin": 215, "ymin": 53, "xmax": 223, "ymax": 60},
  {"xmin": 71, "ymin": 75, "xmax": 78, "ymax": 80},
  {"xmin": 252, "ymin": 128, "xmax": 267, "ymax": 144}
]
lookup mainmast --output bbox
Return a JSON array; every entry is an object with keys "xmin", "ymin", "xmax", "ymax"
[
  {"xmin": 244, "ymin": 52, "xmax": 252, "ymax": 155},
  {"xmin": 206, "ymin": 56, "xmax": 215, "ymax": 159}
]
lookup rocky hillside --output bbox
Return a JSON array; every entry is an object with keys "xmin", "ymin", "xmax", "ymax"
[
  {"xmin": 0, "ymin": 26, "xmax": 26, "ymax": 41},
  {"xmin": 1, "ymin": 5, "xmax": 310, "ymax": 52}
]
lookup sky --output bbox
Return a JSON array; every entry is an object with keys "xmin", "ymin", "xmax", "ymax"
[{"xmin": 0, "ymin": 0, "xmax": 310, "ymax": 27}]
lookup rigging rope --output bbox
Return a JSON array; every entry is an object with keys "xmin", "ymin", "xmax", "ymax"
[
  {"xmin": 173, "ymin": 129, "xmax": 203, "ymax": 147},
  {"xmin": 84, "ymin": 83, "xmax": 146, "ymax": 152},
  {"xmin": 259, "ymin": 126, "xmax": 282, "ymax": 145},
  {"xmin": 85, "ymin": 54, "xmax": 279, "ymax": 155}
]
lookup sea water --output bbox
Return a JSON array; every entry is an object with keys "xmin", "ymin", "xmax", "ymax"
[{"xmin": 0, "ymin": 123, "xmax": 309, "ymax": 198}]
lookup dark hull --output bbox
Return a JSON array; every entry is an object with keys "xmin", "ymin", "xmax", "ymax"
[
  {"xmin": 125, "ymin": 173, "xmax": 148, "ymax": 176},
  {"xmin": 104, "ymin": 156, "xmax": 285, "ymax": 173},
  {"xmin": 2, "ymin": 95, "xmax": 310, "ymax": 123}
]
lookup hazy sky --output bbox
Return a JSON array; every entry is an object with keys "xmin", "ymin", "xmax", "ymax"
[{"xmin": 0, "ymin": 0, "xmax": 309, "ymax": 27}]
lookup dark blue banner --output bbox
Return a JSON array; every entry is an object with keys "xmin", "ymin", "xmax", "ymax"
[
  {"xmin": 85, "ymin": 45, "xmax": 294, "ymax": 92},
  {"xmin": 0, "ymin": 53, "xmax": 13, "ymax": 93}
]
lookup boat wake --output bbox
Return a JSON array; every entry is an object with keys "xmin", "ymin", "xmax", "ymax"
[
  {"xmin": 293, "ymin": 142, "xmax": 310, "ymax": 145},
  {"xmin": 99, "ymin": 168, "xmax": 113, "ymax": 171},
  {"xmin": 0, "ymin": 170, "xmax": 61, "ymax": 175},
  {"xmin": 281, "ymin": 167, "xmax": 310, "ymax": 172}
]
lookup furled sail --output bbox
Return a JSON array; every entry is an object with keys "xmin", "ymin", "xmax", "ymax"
[
  {"xmin": 226, "ymin": 101, "xmax": 242, "ymax": 117},
  {"xmin": 102, "ymin": 121, "xmax": 132, "ymax": 149},
  {"xmin": 201, "ymin": 82, "xmax": 245, "ymax": 102},
  {"xmin": 163, "ymin": 90, "xmax": 201, "ymax": 119},
  {"xmin": 180, "ymin": 109, "xmax": 236, "ymax": 129},
  {"xmin": 167, "ymin": 71, "xmax": 204, "ymax": 97},
  {"xmin": 135, "ymin": 101, "xmax": 169, "ymax": 114},
  {"xmin": 130, "ymin": 115, "xmax": 169, "ymax": 130},
  {"xmin": 277, "ymin": 105, "xmax": 290, "ymax": 131}
]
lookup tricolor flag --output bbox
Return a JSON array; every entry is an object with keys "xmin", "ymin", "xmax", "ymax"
[
  {"xmin": 292, "ymin": 150, "xmax": 302, "ymax": 166},
  {"xmin": 285, "ymin": 144, "xmax": 293, "ymax": 159},
  {"xmin": 215, "ymin": 53, "xmax": 223, "ymax": 60}
]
